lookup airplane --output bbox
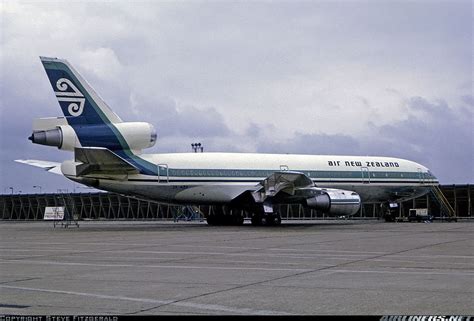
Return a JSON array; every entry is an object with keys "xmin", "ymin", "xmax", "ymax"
[{"xmin": 16, "ymin": 56, "xmax": 439, "ymax": 226}]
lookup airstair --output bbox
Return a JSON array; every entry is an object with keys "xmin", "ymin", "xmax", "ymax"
[
  {"xmin": 174, "ymin": 205, "xmax": 204, "ymax": 222},
  {"xmin": 53, "ymin": 193, "xmax": 79, "ymax": 228},
  {"xmin": 430, "ymin": 185, "xmax": 456, "ymax": 221}
]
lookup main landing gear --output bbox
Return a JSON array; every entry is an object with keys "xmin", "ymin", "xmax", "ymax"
[
  {"xmin": 206, "ymin": 214, "xmax": 244, "ymax": 226},
  {"xmin": 206, "ymin": 206, "xmax": 244, "ymax": 226},
  {"xmin": 250, "ymin": 213, "xmax": 282, "ymax": 226},
  {"xmin": 205, "ymin": 204, "xmax": 282, "ymax": 226}
]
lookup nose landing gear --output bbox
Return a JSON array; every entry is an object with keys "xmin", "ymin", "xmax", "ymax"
[
  {"xmin": 250, "ymin": 201, "xmax": 282, "ymax": 226},
  {"xmin": 251, "ymin": 213, "xmax": 282, "ymax": 226}
]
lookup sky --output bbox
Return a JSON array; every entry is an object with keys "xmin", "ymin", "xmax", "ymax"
[{"xmin": 0, "ymin": 0, "xmax": 472, "ymax": 194}]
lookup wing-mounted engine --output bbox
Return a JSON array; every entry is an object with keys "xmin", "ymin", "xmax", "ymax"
[
  {"xmin": 29, "ymin": 117, "xmax": 157, "ymax": 152},
  {"xmin": 305, "ymin": 188, "xmax": 361, "ymax": 216}
]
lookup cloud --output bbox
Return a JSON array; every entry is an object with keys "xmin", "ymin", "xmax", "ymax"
[
  {"xmin": 245, "ymin": 95, "xmax": 473, "ymax": 183},
  {"xmin": 255, "ymin": 132, "xmax": 361, "ymax": 156},
  {"xmin": 78, "ymin": 48, "xmax": 124, "ymax": 82},
  {"xmin": 461, "ymin": 95, "xmax": 473, "ymax": 107},
  {"xmin": 0, "ymin": 1, "xmax": 472, "ymax": 193},
  {"xmin": 128, "ymin": 93, "xmax": 231, "ymax": 140},
  {"xmin": 367, "ymin": 96, "xmax": 474, "ymax": 183}
]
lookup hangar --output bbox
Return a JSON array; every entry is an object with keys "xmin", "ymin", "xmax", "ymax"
[{"xmin": 1, "ymin": 184, "xmax": 471, "ymax": 222}]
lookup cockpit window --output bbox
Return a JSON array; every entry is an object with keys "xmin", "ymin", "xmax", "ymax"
[{"xmin": 427, "ymin": 170, "xmax": 435, "ymax": 178}]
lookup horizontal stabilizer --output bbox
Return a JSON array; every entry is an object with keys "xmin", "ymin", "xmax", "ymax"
[
  {"xmin": 33, "ymin": 117, "xmax": 68, "ymax": 131},
  {"xmin": 75, "ymin": 147, "xmax": 139, "ymax": 176},
  {"xmin": 15, "ymin": 159, "xmax": 63, "ymax": 175}
]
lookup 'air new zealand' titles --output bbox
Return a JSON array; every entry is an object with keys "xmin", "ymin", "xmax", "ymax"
[{"xmin": 17, "ymin": 56, "xmax": 439, "ymax": 226}]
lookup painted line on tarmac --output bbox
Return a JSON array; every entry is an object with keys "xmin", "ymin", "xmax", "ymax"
[
  {"xmin": 329, "ymin": 269, "xmax": 474, "ymax": 276},
  {"xmin": 0, "ymin": 248, "xmax": 368, "ymax": 257},
  {"xmin": 2, "ymin": 249, "xmax": 473, "ymax": 263},
  {"xmin": 1, "ymin": 254, "xmax": 323, "ymax": 267},
  {"xmin": 389, "ymin": 254, "xmax": 474, "ymax": 259},
  {"xmin": 2, "ymin": 246, "xmax": 472, "ymax": 259},
  {"xmin": 42, "ymin": 255, "xmax": 312, "ymax": 267},
  {"xmin": 2, "ymin": 242, "xmax": 385, "ymax": 254},
  {"xmin": 0, "ymin": 284, "xmax": 291, "ymax": 315},
  {"xmin": 0, "ymin": 249, "xmax": 375, "ymax": 260},
  {"xmin": 368, "ymin": 258, "xmax": 474, "ymax": 266},
  {"xmin": 0, "ymin": 259, "xmax": 311, "ymax": 272},
  {"xmin": 3, "ymin": 258, "xmax": 473, "ymax": 276}
]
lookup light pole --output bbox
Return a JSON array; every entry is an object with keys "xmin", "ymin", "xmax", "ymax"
[
  {"xmin": 33, "ymin": 185, "xmax": 42, "ymax": 193},
  {"xmin": 9, "ymin": 187, "xmax": 13, "ymax": 195},
  {"xmin": 191, "ymin": 142, "xmax": 204, "ymax": 153}
]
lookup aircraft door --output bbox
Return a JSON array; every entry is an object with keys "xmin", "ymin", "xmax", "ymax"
[
  {"xmin": 361, "ymin": 167, "xmax": 370, "ymax": 184},
  {"xmin": 157, "ymin": 164, "xmax": 169, "ymax": 183}
]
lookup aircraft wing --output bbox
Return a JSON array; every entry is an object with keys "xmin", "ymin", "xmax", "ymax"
[
  {"xmin": 15, "ymin": 159, "xmax": 63, "ymax": 175},
  {"xmin": 251, "ymin": 171, "xmax": 316, "ymax": 203},
  {"xmin": 242, "ymin": 170, "xmax": 360, "ymax": 217}
]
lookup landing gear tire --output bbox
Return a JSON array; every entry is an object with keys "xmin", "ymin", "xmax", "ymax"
[
  {"xmin": 207, "ymin": 214, "xmax": 244, "ymax": 226},
  {"xmin": 206, "ymin": 215, "xmax": 218, "ymax": 226},
  {"xmin": 206, "ymin": 217, "xmax": 213, "ymax": 225},
  {"xmin": 251, "ymin": 214, "xmax": 281, "ymax": 226},
  {"xmin": 272, "ymin": 215, "xmax": 282, "ymax": 226},
  {"xmin": 264, "ymin": 215, "xmax": 281, "ymax": 226},
  {"xmin": 233, "ymin": 215, "xmax": 244, "ymax": 226},
  {"xmin": 382, "ymin": 203, "xmax": 397, "ymax": 222},
  {"xmin": 251, "ymin": 214, "xmax": 260, "ymax": 226}
]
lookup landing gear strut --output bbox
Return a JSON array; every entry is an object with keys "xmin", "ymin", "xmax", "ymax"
[
  {"xmin": 382, "ymin": 203, "xmax": 398, "ymax": 222},
  {"xmin": 250, "ymin": 201, "xmax": 282, "ymax": 226}
]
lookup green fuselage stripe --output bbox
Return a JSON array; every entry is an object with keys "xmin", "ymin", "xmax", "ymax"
[{"xmin": 142, "ymin": 167, "xmax": 437, "ymax": 181}]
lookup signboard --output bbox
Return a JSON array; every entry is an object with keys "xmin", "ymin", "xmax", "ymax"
[
  {"xmin": 414, "ymin": 208, "xmax": 428, "ymax": 215},
  {"xmin": 409, "ymin": 208, "xmax": 428, "ymax": 216},
  {"xmin": 44, "ymin": 206, "xmax": 65, "ymax": 220}
]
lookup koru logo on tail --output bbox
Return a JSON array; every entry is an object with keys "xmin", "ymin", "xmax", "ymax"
[{"xmin": 54, "ymin": 78, "xmax": 85, "ymax": 116}]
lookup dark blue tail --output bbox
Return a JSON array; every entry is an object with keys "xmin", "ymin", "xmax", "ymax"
[{"xmin": 40, "ymin": 56, "xmax": 122, "ymax": 126}]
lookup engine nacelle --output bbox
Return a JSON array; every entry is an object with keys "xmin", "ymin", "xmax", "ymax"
[
  {"xmin": 306, "ymin": 189, "xmax": 361, "ymax": 216},
  {"xmin": 29, "ymin": 121, "xmax": 157, "ymax": 151}
]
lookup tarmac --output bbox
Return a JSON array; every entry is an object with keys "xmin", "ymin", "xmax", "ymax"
[{"xmin": 0, "ymin": 220, "xmax": 473, "ymax": 315}]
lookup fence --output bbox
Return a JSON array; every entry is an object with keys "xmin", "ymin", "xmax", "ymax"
[{"xmin": 1, "ymin": 185, "xmax": 472, "ymax": 220}]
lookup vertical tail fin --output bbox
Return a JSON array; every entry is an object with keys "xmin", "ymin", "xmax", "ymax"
[{"xmin": 40, "ymin": 56, "xmax": 122, "ymax": 125}]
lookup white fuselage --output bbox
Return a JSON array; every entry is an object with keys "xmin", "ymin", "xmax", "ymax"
[{"xmin": 74, "ymin": 152, "xmax": 438, "ymax": 205}]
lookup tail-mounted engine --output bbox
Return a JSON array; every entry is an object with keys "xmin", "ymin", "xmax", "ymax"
[
  {"xmin": 306, "ymin": 189, "xmax": 361, "ymax": 216},
  {"xmin": 29, "ymin": 117, "xmax": 157, "ymax": 152}
]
